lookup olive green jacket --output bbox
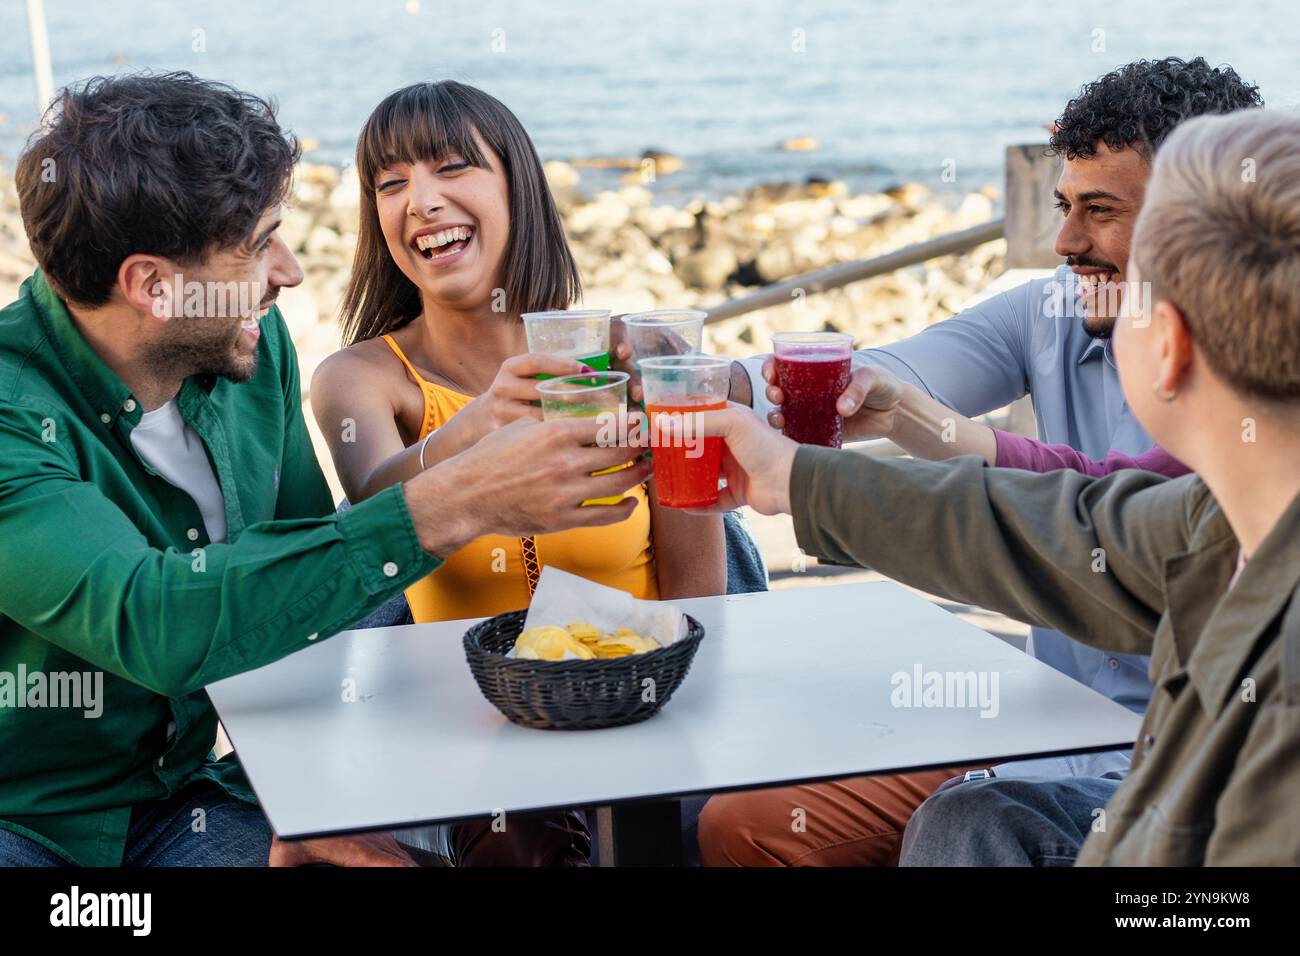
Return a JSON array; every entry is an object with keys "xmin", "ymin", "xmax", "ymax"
[{"xmin": 791, "ymin": 447, "xmax": 1300, "ymax": 865}]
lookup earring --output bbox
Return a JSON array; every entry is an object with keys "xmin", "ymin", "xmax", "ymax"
[{"xmin": 1152, "ymin": 380, "xmax": 1178, "ymax": 402}]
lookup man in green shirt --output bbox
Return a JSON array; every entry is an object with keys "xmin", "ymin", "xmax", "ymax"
[{"xmin": 0, "ymin": 72, "xmax": 650, "ymax": 867}]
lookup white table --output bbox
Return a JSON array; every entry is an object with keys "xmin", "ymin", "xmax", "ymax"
[{"xmin": 207, "ymin": 581, "xmax": 1141, "ymax": 864}]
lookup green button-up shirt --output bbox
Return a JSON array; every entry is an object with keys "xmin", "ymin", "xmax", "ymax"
[{"xmin": 0, "ymin": 272, "xmax": 441, "ymax": 866}]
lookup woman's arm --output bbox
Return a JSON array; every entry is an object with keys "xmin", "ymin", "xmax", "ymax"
[
  {"xmin": 992, "ymin": 430, "xmax": 1190, "ymax": 478},
  {"xmin": 647, "ymin": 484, "xmax": 727, "ymax": 599},
  {"xmin": 808, "ymin": 364, "xmax": 1191, "ymax": 480},
  {"xmin": 312, "ymin": 349, "xmax": 593, "ymax": 504},
  {"xmin": 310, "ymin": 350, "xmax": 429, "ymax": 504}
]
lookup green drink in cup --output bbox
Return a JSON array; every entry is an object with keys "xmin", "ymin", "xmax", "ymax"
[
  {"xmin": 535, "ymin": 371, "xmax": 632, "ymax": 506},
  {"xmin": 522, "ymin": 309, "xmax": 611, "ymax": 379}
]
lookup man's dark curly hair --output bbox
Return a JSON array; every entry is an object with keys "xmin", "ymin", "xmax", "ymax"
[
  {"xmin": 1049, "ymin": 56, "xmax": 1262, "ymax": 161},
  {"xmin": 16, "ymin": 71, "xmax": 300, "ymax": 307}
]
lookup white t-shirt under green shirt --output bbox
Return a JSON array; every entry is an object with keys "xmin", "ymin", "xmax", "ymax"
[{"xmin": 129, "ymin": 398, "xmax": 228, "ymax": 544}]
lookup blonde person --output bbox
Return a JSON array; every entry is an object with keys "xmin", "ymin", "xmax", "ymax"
[{"xmin": 311, "ymin": 82, "xmax": 725, "ymax": 865}]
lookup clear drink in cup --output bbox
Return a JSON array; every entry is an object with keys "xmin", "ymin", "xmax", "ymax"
[
  {"xmin": 522, "ymin": 309, "xmax": 611, "ymax": 378},
  {"xmin": 771, "ymin": 331, "xmax": 853, "ymax": 447},
  {"xmin": 619, "ymin": 309, "xmax": 706, "ymax": 367},
  {"xmin": 535, "ymin": 370, "xmax": 631, "ymax": 506},
  {"xmin": 639, "ymin": 356, "xmax": 730, "ymax": 509}
]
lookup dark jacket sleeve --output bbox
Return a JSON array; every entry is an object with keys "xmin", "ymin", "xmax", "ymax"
[{"xmin": 790, "ymin": 448, "xmax": 1204, "ymax": 655}]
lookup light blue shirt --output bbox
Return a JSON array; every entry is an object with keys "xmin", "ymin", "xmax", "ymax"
[{"xmin": 746, "ymin": 265, "xmax": 1153, "ymax": 778}]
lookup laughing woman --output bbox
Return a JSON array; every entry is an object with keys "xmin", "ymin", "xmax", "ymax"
[{"xmin": 310, "ymin": 81, "xmax": 726, "ymax": 865}]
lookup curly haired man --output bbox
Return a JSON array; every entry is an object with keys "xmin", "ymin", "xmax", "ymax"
[{"xmin": 705, "ymin": 56, "xmax": 1263, "ymax": 867}]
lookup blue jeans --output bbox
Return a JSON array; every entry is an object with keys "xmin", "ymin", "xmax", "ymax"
[
  {"xmin": 0, "ymin": 783, "xmax": 272, "ymax": 866},
  {"xmin": 899, "ymin": 774, "xmax": 1123, "ymax": 866}
]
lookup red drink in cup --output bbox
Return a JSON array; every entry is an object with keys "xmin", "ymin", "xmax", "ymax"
[
  {"xmin": 772, "ymin": 332, "xmax": 853, "ymax": 447},
  {"xmin": 646, "ymin": 400, "xmax": 727, "ymax": 508},
  {"xmin": 639, "ymin": 356, "xmax": 731, "ymax": 509}
]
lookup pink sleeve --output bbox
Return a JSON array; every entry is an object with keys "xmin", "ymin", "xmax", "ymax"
[{"xmin": 992, "ymin": 429, "xmax": 1191, "ymax": 478}]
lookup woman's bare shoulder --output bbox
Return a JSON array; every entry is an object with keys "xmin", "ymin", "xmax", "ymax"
[
  {"xmin": 313, "ymin": 336, "xmax": 399, "ymax": 389},
  {"xmin": 311, "ymin": 336, "xmax": 411, "ymax": 413}
]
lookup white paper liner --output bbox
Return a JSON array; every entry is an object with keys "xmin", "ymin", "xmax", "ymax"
[{"xmin": 508, "ymin": 567, "xmax": 688, "ymax": 660}]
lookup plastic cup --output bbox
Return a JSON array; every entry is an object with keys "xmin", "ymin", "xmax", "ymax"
[
  {"xmin": 522, "ymin": 309, "xmax": 611, "ymax": 378},
  {"xmin": 536, "ymin": 371, "xmax": 631, "ymax": 506},
  {"xmin": 772, "ymin": 332, "xmax": 853, "ymax": 447},
  {"xmin": 639, "ymin": 356, "xmax": 730, "ymax": 509},
  {"xmin": 620, "ymin": 309, "xmax": 706, "ymax": 367}
]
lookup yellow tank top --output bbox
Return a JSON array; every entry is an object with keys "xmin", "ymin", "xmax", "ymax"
[{"xmin": 381, "ymin": 334, "xmax": 658, "ymax": 622}]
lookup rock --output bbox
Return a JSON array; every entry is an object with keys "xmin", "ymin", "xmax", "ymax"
[
  {"xmin": 641, "ymin": 149, "xmax": 682, "ymax": 176},
  {"xmin": 629, "ymin": 204, "xmax": 694, "ymax": 239},
  {"xmin": 327, "ymin": 167, "xmax": 361, "ymax": 235},
  {"xmin": 0, "ymin": 247, "xmax": 34, "ymax": 280},
  {"xmin": 577, "ymin": 286, "xmax": 657, "ymax": 314},
  {"xmin": 617, "ymin": 185, "xmax": 653, "ymax": 208},
  {"xmin": 544, "ymin": 160, "xmax": 580, "ymax": 190},
  {"xmin": 828, "ymin": 215, "xmax": 860, "ymax": 236},
  {"xmin": 884, "ymin": 181, "xmax": 930, "ymax": 209},
  {"xmin": 274, "ymin": 283, "xmax": 319, "ymax": 340},
  {"xmin": 754, "ymin": 244, "xmax": 796, "ymax": 284},
  {"xmin": 298, "ymin": 163, "xmax": 340, "ymax": 188},
  {"xmin": 677, "ymin": 245, "xmax": 738, "ymax": 290},
  {"xmin": 752, "ymin": 230, "xmax": 832, "ymax": 285},
  {"xmin": 955, "ymin": 191, "xmax": 994, "ymax": 224},
  {"xmin": 305, "ymin": 225, "xmax": 341, "ymax": 256},
  {"xmin": 569, "ymin": 150, "xmax": 680, "ymax": 177},
  {"xmin": 836, "ymin": 192, "xmax": 896, "ymax": 223},
  {"xmin": 641, "ymin": 249, "xmax": 674, "ymax": 276},
  {"xmin": 804, "ymin": 178, "xmax": 847, "ymax": 199},
  {"xmin": 279, "ymin": 206, "xmax": 315, "ymax": 253},
  {"xmin": 566, "ymin": 192, "xmax": 631, "ymax": 233},
  {"xmin": 781, "ymin": 137, "xmax": 818, "ymax": 152},
  {"xmin": 769, "ymin": 197, "xmax": 835, "ymax": 230}
]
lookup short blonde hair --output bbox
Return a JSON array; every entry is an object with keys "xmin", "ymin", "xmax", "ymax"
[{"xmin": 1133, "ymin": 109, "xmax": 1300, "ymax": 399}]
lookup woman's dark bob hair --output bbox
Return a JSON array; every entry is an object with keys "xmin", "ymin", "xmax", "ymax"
[{"xmin": 340, "ymin": 81, "xmax": 580, "ymax": 344}]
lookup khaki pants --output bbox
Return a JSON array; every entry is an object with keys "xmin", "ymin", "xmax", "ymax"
[{"xmin": 698, "ymin": 765, "xmax": 983, "ymax": 867}]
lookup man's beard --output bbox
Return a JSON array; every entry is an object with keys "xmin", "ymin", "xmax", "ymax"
[
  {"xmin": 143, "ymin": 313, "xmax": 259, "ymax": 384},
  {"xmin": 1082, "ymin": 313, "xmax": 1115, "ymax": 339}
]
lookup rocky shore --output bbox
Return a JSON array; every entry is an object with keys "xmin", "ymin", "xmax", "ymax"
[{"xmin": 0, "ymin": 161, "xmax": 1005, "ymax": 393}]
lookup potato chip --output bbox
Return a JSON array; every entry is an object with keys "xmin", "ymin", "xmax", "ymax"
[
  {"xmin": 565, "ymin": 622, "xmax": 603, "ymax": 643},
  {"xmin": 516, "ymin": 622, "xmax": 662, "ymax": 660},
  {"xmin": 516, "ymin": 625, "xmax": 585, "ymax": 661},
  {"xmin": 624, "ymin": 635, "xmax": 662, "ymax": 653},
  {"xmin": 592, "ymin": 640, "xmax": 635, "ymax": 657}
]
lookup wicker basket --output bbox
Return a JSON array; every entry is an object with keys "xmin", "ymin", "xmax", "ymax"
[{"xmin": 463, "ymin": 609, "xmax": 706, "ymax": 729}]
